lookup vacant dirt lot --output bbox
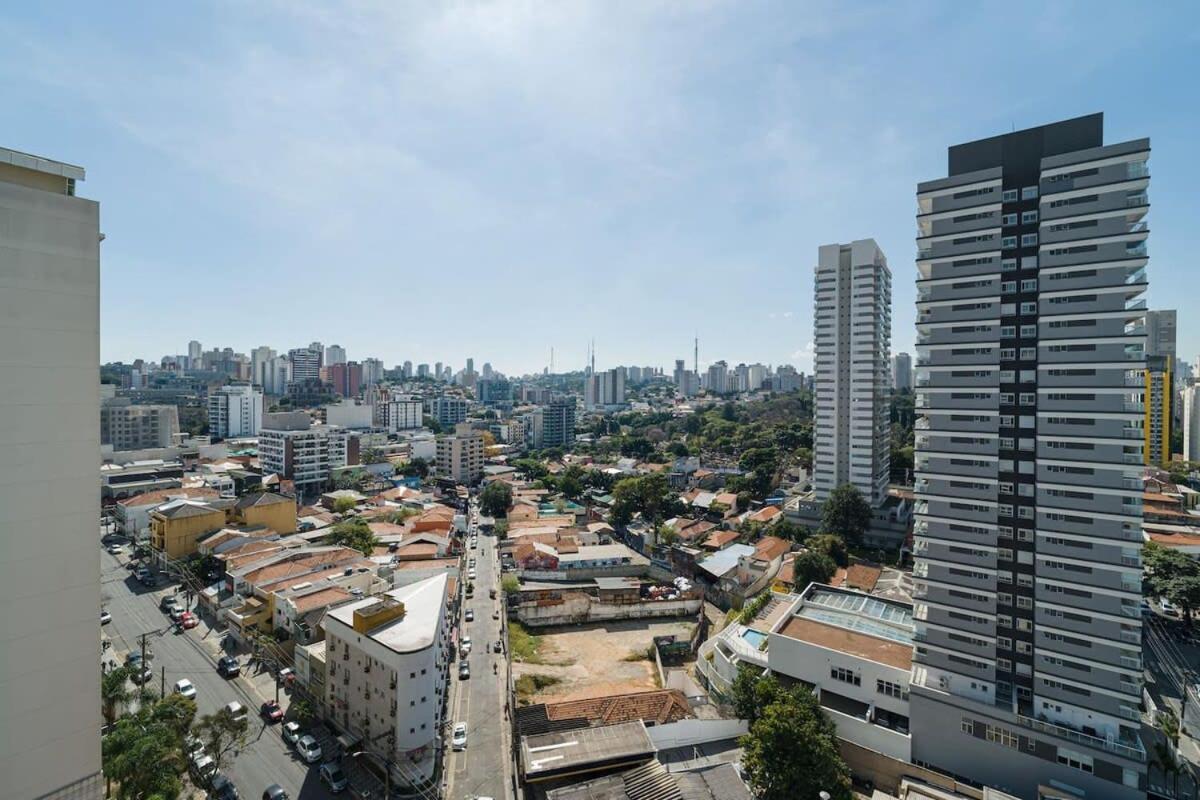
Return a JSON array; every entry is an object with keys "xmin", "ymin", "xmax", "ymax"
[{"xmin": 512, "ymin": 618, "xmax": 695, "ymax": 703}]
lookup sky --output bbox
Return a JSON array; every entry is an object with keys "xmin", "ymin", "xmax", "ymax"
[{"xmin": 1, "ymin": 1, "xmax": 1197, "ymax": 376}]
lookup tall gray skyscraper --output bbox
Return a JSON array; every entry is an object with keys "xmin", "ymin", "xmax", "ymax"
[
  {"xmin": 324, "ymin": 343, "xmax": 347, "ymax": 366},
  {"xmin": 1144, "ymin": 309, "xmax": 1176, "ymax": 359},
  {"xmin": 892, "ymin": 352, "xmax": 913, "ymax": 392},
  {"xmin": 812, "ymin": 239, "xmax": 891, "ymax": 506},
  {"xmin": 910, "ymin": 114, "xmax": 1148, "ymax": 799},
  {"xmin": 0, "ymin": 147, "xmax": 103, "ymax": 797},
  {"xmin": 188, "ymin": 339, "xmax": 202, "ymax": 366}
]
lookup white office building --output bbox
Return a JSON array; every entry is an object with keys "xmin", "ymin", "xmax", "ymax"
[
  {"xmin": 251, "ymin": 345, "xmax": 276, "ymax": 388},
  {"xmin": 208, "ymin": 384, "xmax": 264, "ymax": 439},
  {"xmin": 262, "ymin": 355, "xmax": 292, "ymax": 396},
  {"xmin": 383, "ymin": 399, "xmax": 424, "ymax": 432},
  {"xmin": 324, "ymin": 575, "xmax": 450, "ymax": 786},
  {"xmin": 0, "ymin": 146, "xmax": 103, "ymax": 797},
  {"xmin": 583, "ymin": 367, "xmax": 626, "ymax": 411},
  {"xmin": 812, "ymin": 239, "xmax": 892, "ymax": 506},
  {"xmin": 259, "ymin": 412, "xmax": 330, "ymax": 497},
  {"xmin": 325, "ymin": 344, "xmax": 347, "ymax": 366},
  {"xmin": 362, "ymin": 357, "xmax": 384, "ymax": 389}
]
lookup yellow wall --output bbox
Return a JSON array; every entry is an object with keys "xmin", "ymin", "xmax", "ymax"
[
  {"xmin": 150, "ymin": 508, "xmax": 226, "ymax": 559},
  {"xmin": 1143, "ymin": 364, "xmax": 1172, "ymax": 466},
  {"xmin": 239, "ymin": 500, "xmax": 297, "ymax": 535}
]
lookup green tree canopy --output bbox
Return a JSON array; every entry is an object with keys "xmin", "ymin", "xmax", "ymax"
[
  {"xmin": 740, "ymin": 685, "xmax": 852, "ymax": 800},
  {"xmin": 194, "ymin": 706, "xmax": 250, "ymax": 777},
  {"xmin": 610, "ymin": 472, "xmax": 681, "ymax": 526},
  {"xmin": 819, "ymin": 484, "xmax": 872, "ymax": 546},
  {"xmin": 327, "ymin": 516, "xmax": 378, "ymax": 556},
  {"xmin": 333, "ymin": 495, "xmax": 359, "ymax": 513},
  {"xmin": 806, "ymin": 533, "xmax": 850, "ymax": 567},
  {"xmin": 792, "ymin": 550, "xmax": 838, "ymax": 590},
  {"xmin": 101, "ymin": 666, "xmax": 132, "ymax": 726},
  {"xmin": 1144, "ymin": 541, "xmax": 1200, "ymax": 624},
  {"xmin": 102, "ymin": 695, "xmax": 194, "ymax": 799},
  {"xmin": 400, "ymin": 456, "xmax": 430, "ymax": 478},
  {"xmin": 479, "ymin": 480, "xmax": 513, "ymax": 517}
]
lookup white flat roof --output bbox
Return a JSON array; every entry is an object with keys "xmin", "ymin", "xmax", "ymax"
[{"xmin": 327, "ymin": 572, "xmax": 447, "ymax": 653}]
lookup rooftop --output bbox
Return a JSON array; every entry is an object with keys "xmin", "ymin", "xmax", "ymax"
[
  {"xmin": 696, "ymin": 544, "xmax": 755, "ymax": 579},
  {"xmin": 326, "ymin": 572, "xmax": 447, "ymax": 653},
  {"xmin": 0, "ymin": 146, "xmax": 85, "ymax": 180},
  {"xmin": 521, "ymin": 720, "xmax": 656, "ymax": 782},
  {"xmin": 775, "ymin": 585, "xmax": 914, "ymax": 670}
]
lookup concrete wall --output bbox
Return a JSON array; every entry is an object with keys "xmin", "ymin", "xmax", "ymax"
[
  {"xmin": 514, "ymin": 592, "xmax": 702, "ymax": 627},
  {"xmin": 645, "ymin": 718, "xmax": 747, "ymax": 750}
]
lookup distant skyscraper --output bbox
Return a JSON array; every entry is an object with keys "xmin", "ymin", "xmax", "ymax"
[
  {"xmin": 910, "ymin": 114, "xmax": 1149, "ymax": 800},
  {"xmin": 1145, "ymin": 355, "xmax": 1172, "ymax": 465},
  {"xmin": 417, "ymin": 363, "xmax": 430, "ymax": 379},
  {"xmin": 288, "ymin": 347, "xmax": 321, "ymax": 382},
  {"xmin": 482, "ymin": 362, "xmax": 493, "ymax": 379},
  {"xmin": 251, "ymin": 345, "xmax": 276, "ymax": 387},
  {"xmin": 704, "ymin": 360, "xmax": 729, "ymax": 394},
  {"xmin": 892, "ymin": 352, "xmax": 913, "ymax": 392},
  {"xmin": 361, "ymin": 357, "xmax": 384, "ymax": 389},
  {"xmin": 1185, "ymin": 384, "xmax": 1200, "ymax": 462},
  {"xmin": 813, "ymin": 239, "xmax": 891, "ymax": 507},
  {"xmin": 188, "ymin": 339, "xmax": 202, "ymax": 366},
  {"xmin": 584, "ymin": 368, "xmax": 626, "ymax": 410},
  {"xmin": 466, "ymin": 358, "xmax": 475, "ymax": 376},
  {"xmin": 325, "ymin": 344, "xmax": 347, "ymax": 366},
  {"xmin": 434, "ymin": 361, "xmax": 443, "ymax": 382},
  {"xmin": 0, "ymin": 147, "xmax": 103, "ymax": 800},
  {"xmin": 208, "ymin": 384, "xmax": 264, "ymax": 438},
  {"xmin": 1144, "ymin": 310, "xmax": 1176, "ymax": 358},
  {"xmin": 309, "ymin": 342, "xmax": 324, "ymax": 367}
]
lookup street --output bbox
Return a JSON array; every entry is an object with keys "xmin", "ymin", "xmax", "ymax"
[
  {"xmin": 444, "ymin": 501, "xmax": 512, "ymax": 800},
  {"xmin": 100, "ymin": 541, "xmax": 336, "ymax": 799}
]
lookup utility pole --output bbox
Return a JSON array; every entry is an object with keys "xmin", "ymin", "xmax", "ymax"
[{"xmin": 161, "ymin": 665, "xmax": 166, "ymax": 697}]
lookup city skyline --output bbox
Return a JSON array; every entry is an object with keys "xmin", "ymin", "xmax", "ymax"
[{"xmin": 2, "ymin": 4, "xmax": 1198, "ymax": 373}]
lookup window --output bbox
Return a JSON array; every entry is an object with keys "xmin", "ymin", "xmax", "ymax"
[
  {"xmin": 1019, "ymin": 393, "xmax": 1035, "ymax": 405},
  {"xmin": 1001, "ymin": 258, "xmax": 1017, "ymax": 272},
  {"xmin": 877, "ymin": 679, "xmax": 908, "ymax": 700},
  {"xmin": 1020, "ymin": 278, "xmax": 1038, "ymax": 292},
  {"xmin": 1002, "ymin": 189, "xmax": 1019, "ymax": 203},
  {"xmin": 1022, "ymin": 210, "xmax": 1039, "ymax": 224},
  {"xmin": 831, "ymin": 666, "xmax": 860, "ymax": 686},
  {"xmin": 1020, "ymin": 347, "xmax": 1036, "ymax": 360},
  {"xmin": 1001, "ymin": 236, "xmax": 1017, "ymax": 249},
  {"xmin": 1021, "ymin": 233, "xmax": 1039, "ymax": 247},
  {"xmin": 998, "ymin": 636, "xmax": 1012, "ymax": 650},
  {"xmin": 1017, "ymin": 641, "xmax": 1033, "ymax": 654},
  {"xmin": 986, "ymin": 725, "xmax": 1018, "ymax": 748},
  {"xmin": 1057, "ymin": 748, "xmax": 1094, "ymax": 774},
  {"xmin": 962, "ymin": 717, "xmax": 974, "ymax": 735},
  {"xmin": 1021, "ymin": 186, "xmax": 1039, "ymax": 200},
  {"xmin": 1001, "ymin": 281, "xmax": 1016, "ymax": 294},
  {"xmin": 1000, "ymin": 325, "xmax": 1016, "ymax": 338},
  {"xmin": 1020, "ymin": 302, "xmax": 1037, "ymax": 315},
  {"xmin": 999, "ymin": 482, "xmax": 1014, "ymax": 495},
  {"xmin": 1000, "ymin": 349, "xmax": 1016, "ymax": 360},
  {"xmin": 1020, "ymin": 325, "xmax": 1037, "ymax": 337},
  {"xmin": 1002, "ymin": 213, "xmax": 1018, "ymax": 226}
]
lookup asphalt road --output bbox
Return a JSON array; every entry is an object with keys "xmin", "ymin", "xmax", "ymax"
[
  {"xmin": 100, "ymin": 540, "xmax": 335, "ymax": 799},
  {"xmin": 444, "ymin": 502, "xmax": 511, "ymax": 800}
]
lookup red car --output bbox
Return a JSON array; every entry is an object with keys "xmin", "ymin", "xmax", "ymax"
[
  {"xmin": 260, "ymin": 700, "xmax": 284, "ymax": 723},
  {"xmin": 180, "ymin": 612, "xmax": 199, "ymax": 630}
]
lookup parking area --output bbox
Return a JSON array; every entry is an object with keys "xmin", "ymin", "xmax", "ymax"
[{"xmin": 512, "ymin": 618, "xmax": 695, "ymax": 703}]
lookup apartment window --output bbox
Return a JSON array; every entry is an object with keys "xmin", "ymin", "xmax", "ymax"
[
  {"xmin": 1017, "ymin": 596, "xmax": 1033, "ymax": 609},
  {"xmin": 877, "ymin": 679, "xmax": 908, "ymax": 700},
  {"xmin": 1002, "ymin": 213, "xmax": 1018, "ymax": 226},
  {"xmin": 1020, "ymin": 325, "xmax": 1037, "ymax": 337},
  {"xmin": 1057, "ymin": 748, "xmax": 1094, "ymax": 774},
  {"xmin": 1000, "ymin": 326, "xmax": 1016, "ymax": 338},
  {"xmin": 1018, "ymin": 574, "xmax": 1034, "ymax": 587},
  {"xmin": 1018, "ymin": 529, "xmax": 1034, "ymax": 542},
  {"xmin": 998, "ymin": 548, "xmax": 1013, "ymax": 561},
  {"xmin": 1021, "ymin": 233, "xmax": 1038, "ymax": 247},
  {"xmin": 1022, "ymin": 186, "xmax": 1039, "ymax": 200},
  {"xmin": 999, "ymin": 503, "xmax": 1013, "ymax": 516},
  {"xmin": 831, "ymin": 666, "xmax": 860, "ymax": 686},
  {"xmin": 998, "ymin": 636, "xmax": 1012, "ymax": 650},
  {"xmin": 998, "ymin": 592, "xmax": 1012, "ymax": 605},
  {"xmin": 1001, "ymin": 281, "xmax": 1016, "ymax": 294},
  {"xmin": 1019, "ymin": 393, "xmax": 1035, "ymax": 405},
  {"xmin": 1001, "ymin": 236, "xmax": 1018, "ymax": 249},
  {"xmin": 1020, "ymin": 302, "xmax": 1037, "ymax": 314},
  {"xmin": 962, "ymin": 717, "xmax": 975, "ymax": 735},
  {"xmin": 986, "ymin": 725, "xmax": 1018, "ymax": 748},
  {"xmin": 1000, "ymin": 349, "xmax": 1016, "ymax": 360},
  {"xmin": 1020, "ymin": 278, "xmax": 1038, "ymax": 292},
  {"xmin": 1016, "ymin": 641, "xmax": 1033, "ymax": 654},
  {"xmin": 1021, "ymin": 210, "xmax": 1039, "ymax": 224},
  {"xmin": 1001, "ymin": 258, "xmax": 1017, "ymax": 272},
  {"xmin": 1002, "ymin": 189, "xmax": 1019, "ymax": 203},
  {"xmin": 1020, "ymin": 347, "xmax": 1037, "ymax": 360},
  {"xmin": 999, "ymin": 482, "xmax": 1014, "ymax": 495}
]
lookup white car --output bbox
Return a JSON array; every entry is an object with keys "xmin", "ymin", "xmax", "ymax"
[
  {"xmin": 191, "ymin": 753, "xmax": 217, "ymax": 783},
  {"xmin": 173, "ymin": 678, "xmax": 197, "ymax": 699},
  {"xmin": 106, "ymin": 544, "xmax": 123, "ymax": 555},
  {"xmin": 282, "ymin": 721, "xmax": 302, "ymax": 746},
  {"xmin": 464, "ymin": 609, "xmax": 474, "ymax": 622},
  {"xmin": 296, "ymin": 734, "xmax": 323, "ymax": 764},
  {"xmin": 100, "ymin": 610, "xmax": 112, "ymax": 625},
  {"xmin": 452, "ymin": 722, "xmax": 468, "ymax": 750},
  {"xmin": 223, "ymin": 701, "xmax": 247, "ymax": 723},
  {"xmin": 461, "ymin": 636, "xmax": 472, "ymax": 655},
  {"xmin": 468, "ymin": 569, "xmax": 477, "ymax": 581}
]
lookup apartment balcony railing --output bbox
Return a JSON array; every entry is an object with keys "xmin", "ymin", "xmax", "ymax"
[
  {"xmin": 1127, "ymin": 162, "xmax": 1150, "ymax": 180},
  {"xmin": 1015, "ymin": 714, "xmax": 1144, "ymax": 761},
  {"xmin": 1126, "ymin": 243, "xmax": 1148, "ymax": 258},
  {"xmin": 1126, "ymin": 193, "xmax": 1148, "ymax": 207},
  {"xmin": 1129, "ymin": 220, "xmax": 1149, "ymax": 234}
]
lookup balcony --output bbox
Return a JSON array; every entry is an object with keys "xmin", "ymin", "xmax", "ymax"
[
  {"xmin": 1015, "ymin": 714, "xmax": 1144, "ymax": 761},
  {"xmin": 1127, "ymin": 162, "xmax": 1150, "ymax": 180}
]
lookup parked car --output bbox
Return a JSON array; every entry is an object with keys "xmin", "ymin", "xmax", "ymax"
[
  {"xmin": 452, "ymin": 722, "xmax": 468, "ymax": 750},
  {"xmin": 489, "ymin": 588, "xmax": 497, "ymax": 599},
  {"xmin": 100, "ymin": 610, "xmax": 112, "ymax": 625},
  {"xmin": 169, "ymin": 606, "xmax": 186, "ymax": 623},
  {"xmin": 1161, "ymin": 598, "xmax": 1181, "ymax": 617},
  {"xmin": 281, "ymin": 721, "xmax": 302, "ymax": 747},
  {"xmin": 262, "ymin": 785, "xmax": 289, "ymax": 800},
  {"xmin": 185, "ymin": 735, "xmax": 205, "ymax": 760},
  {"xmin": 125, "ymin": 651, "xmax": 145, "ymax": 669},
  {"xmin": 493, "ymin": 640, "xmax": 502, "ymax": 653},
  {"xmin": 131, "ymin": 666, "xmax": 154, "ymax": 685},
  {"xmin": 260, "ymin": 701, "xmax": 284, "ymax": 724},
  {"xmin": 461, "ymin": 636, "xmax": 472, "ymax": 655},
  {"xmin": 217, "ymin": 656, "xmax": 240, "ymax": 678},
  {"xmin": 209, "ymin": 774, "xmax": 240, "ymax": 800},
  {"xmin": 191, "ymin": 754, "xmax": 217, "ymax": 784},
  {"xmin": 174, "ymin": 678, "xmax": 197, "ymax": 699},
  {"xmin": 459, "ymin": 663, "xmax": 470, "ymax": 681},
  {"xmin": 296, "ymin": 735, "xmax": 323, "ymax": 764},
  {"xmin": 319, "ymin": 762, "xmax": 349, "ymax": 793},
  {"xmin": 106, "ymin": 543, "xmax": 123, "ymax": 555},
  {"xmin": 160, "ymin": 595, "xmax": 179, "ymax": 612},
  {"xmin": 224, "ymin": 701, "xmax": 248, "ymax": 724},
  {"xmin": 181, "ymin": 611, "xmax": 199, "ymax": 629},
  {"xmin": 468, "ymin": 569, "xmax": 477, "ymax": 581},
  {"xmin": 492, "ymin": 609, "xmax": 500, "ymax": 620},
  {"xmin": 464, "ymin": 609, "xmax": 474, "ymax": 622}
]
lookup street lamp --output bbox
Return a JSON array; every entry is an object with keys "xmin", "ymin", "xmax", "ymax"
[{"xmin": 349, "ymin": 748, "xmax": 393, "ymax": 800}]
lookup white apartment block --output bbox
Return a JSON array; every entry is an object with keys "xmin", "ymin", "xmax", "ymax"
[
  {"xmin": 326, "ymin": 399, "xmax": 374, "ymax": 429},
  {"xmin": 101, "ymin": 401, "xmax": 180, "ymax": 451},
  {"xmin": 0, "ymin": 147, "xmax": 103, "ymax": 798},
  {"xmin": 430, "ymin": 395, "xmax": 468, "ymax": 427},
  {"xmin": 324, "ymin": 575, "xmax": 450, "ymax": 786},
  {"xmin": 812, "ymin": 239, "xmax": 892, "ymax": 506},
  {"xmin": 382, "ymin": 399, "xmax": 424, "ymax": 432},
  {"xmin": 583, "ymin": 368, "xmax": 626, "ymax": 411},
  {"xmin": 208, "ymin": 384, "xmax": 264, "ymax": 439},
  {"xmin": 259, "ymin": 412, "xmax": 330, "ymax": 497},
  {"xmin": 1184, "ymin": 385, "xmax": 1200, "ymax": 462}
]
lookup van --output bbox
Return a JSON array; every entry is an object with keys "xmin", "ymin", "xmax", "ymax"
[{"xmin": 224, "ymin": 701, "xmax": 248, "ymax": 723}]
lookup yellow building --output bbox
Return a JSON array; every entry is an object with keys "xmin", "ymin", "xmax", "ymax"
[
  {"xmin": 1145, "ymin": 355, "xmax": 1172, "ymax": 465},
  {"xmin": 149, "ymin": 500, "xmax": 227, "ymax": 559},
  {"xmin": 232, "ymin": 492, "xmax": 297, "ymax": 534}
]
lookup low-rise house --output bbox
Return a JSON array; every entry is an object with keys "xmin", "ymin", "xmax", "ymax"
[
  {"xmin": 114, "ymin": 486, "xmax": 219, "ymax": 539},
  {"xmin": 324, "ymin": 575, "xmax": 451, "ymax": 786},
  {"xmin": 149, "ymin": 498, "xmax": 230, "ymax": 559},
  {"xmin": 231, "ymin": 491, "xmax": 297, "ymax": 534}
]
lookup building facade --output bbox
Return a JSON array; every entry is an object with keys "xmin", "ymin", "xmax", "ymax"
[
  {"xmin": 100, "ymin": 400, "xmax": 180, "ymax": 450},
  {"xmin": 892, "ymin": 352, "xmax": 913, "ymax": 392},
  {"xmin": 583, "ymin": 368, "xmax": 626, "ymax": 411},
  {"xmin": 429, "ymin": 395, "xmax": 468, "ymax": 428},
  {"xmin": 813, "ymin": 239, "xmax": 892, "ymax": 506},
  {"xmin": 542, "ymin": 400, "xmax": 576, "ymax": 449},
  {"xmin": 288, "ymin": 346, "xmax": 322, "ymax": 382},
  {"xmin": 436, "ymin": 425, "xmax": 483, "ymax": 485},
  {"xmin": 1183, "ymin": 384, "xmax": 1200, "ymax": 462},
  {"xmin": 258, "ymin": 411, "xmax": 331, "ymax": 497},
  {"xmin": 0, "ymin": 147, "xmax": 103, "ymax": 798},
  {"xmin": 1144, "ymin": 355, "xmax": 1171, "ymax": 466},
  {"xmin": 208, "ymin": 383, "xmax": 264, "ymax": 439},
  {"xmin": 911, "ymin": 114, "xmax": 1148, "ymax": 799}
]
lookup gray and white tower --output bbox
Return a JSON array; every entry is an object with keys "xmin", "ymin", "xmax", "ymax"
[
  {"xmin": 893, "ymin": 352, "xmax": 913, "ymax": 392},
  {"xmin": 909, "ymin": 114, "xmax": 1148, "ymax": 799},
  {"xmin": 812, "ymin": 239, "xmax": 891, "ymax": 506}
]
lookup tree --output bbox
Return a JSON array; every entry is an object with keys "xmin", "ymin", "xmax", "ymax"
[
  {"xmin": 400, "ymin": 456, "xmax": 430, "ymax": 478},
  {"xmin": 513, "ymin": 458, "xmax": 549, "ymax": 481},
  {"xmin": 327, "ymin": 517, "xmax": 378, "ymax": 556},
  {"xmin": 1144, "ymin": 541, "xmax": 1200, "ymax": 624},
  {"xmin": 792, "ymin": 550, "xmax": 838, "ymax": 590},
  {"xmin": 501, "ymin": 575, "xmax": 521, "ymax": 595},
  {"xmin": 730, "ymin": 665, "xmax": 783, "ymax": 725},
  {"xmin": 558, "ymin": 466, "xmax": 585, "ymax": 500},
  {"xmin": 423, "ymin": 416, "xmax": 442, "ymax": 434},
  {"xmin": 101, "ymin": 666, "xmax": 132, "ymax": 726},
  {"xmin": 807, "ymin": 533, "xmax": 849, "ymax": 567},
  {"xmin": 481, "ymin": 431, "xmax": 497, "ymax": 448},
  {"xmin": 193, "ymin": 706, "xmax": 250, "ymax": 777},
  {"xmin": 333, "ymin": 495, "xmax": 359, "ymax": 514},
  {"xmin": 740, "ymin": 687, "xmax": 851, "ymax": 800},
  {"xmin": 102, "ymin": 697, "xmax": 193, "ymax": 799},
  {"xmin": 819, "ymin": 484, "xmax": 872, "ymax": 546},
  {"xmin": 479, "ymin": 481, "xmax": 513, "ymax": 518},
  {"xmin": 610, "ymin": 473, "xmax": 680, "ymax": 526},
  {"xmin": 289, "ymin": 698, "xmax": 315, "ymax": 725}
]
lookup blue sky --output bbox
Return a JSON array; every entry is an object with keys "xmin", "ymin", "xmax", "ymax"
[{"xmin": 2, "ymin": 2, "xmax": 1197, "ymax": 375}]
